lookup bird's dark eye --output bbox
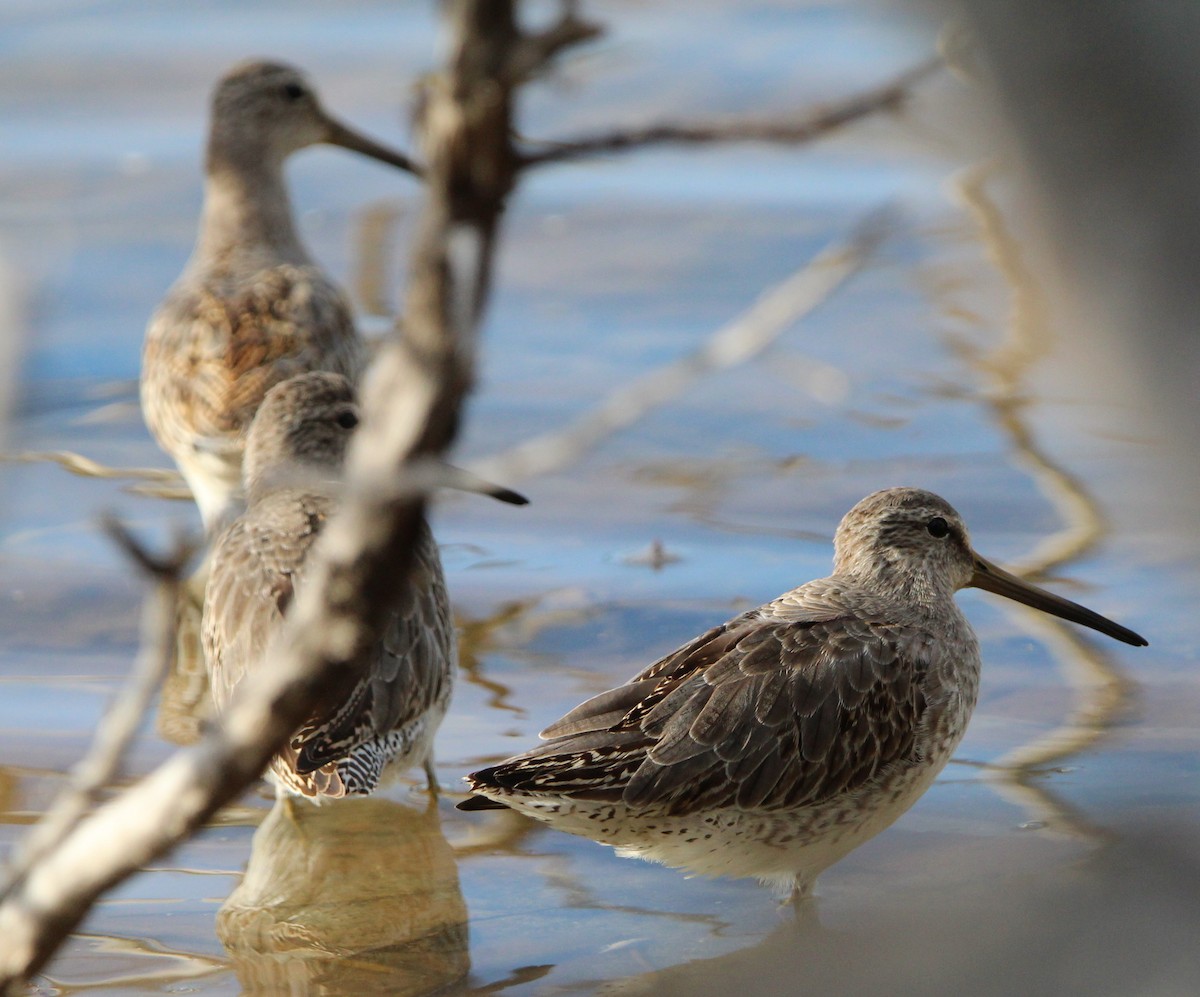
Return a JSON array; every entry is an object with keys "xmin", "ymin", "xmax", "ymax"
[
  {"xmin": 336, "ymin": 410, "xmax": 358, "ymax": 430},
  {"xmin": 926, "ymin": 516, "xmax": 950, "ymax": 539},
  {"xmin": 282, "ymin": 82, "xmax": 307, "ymax": 101}
]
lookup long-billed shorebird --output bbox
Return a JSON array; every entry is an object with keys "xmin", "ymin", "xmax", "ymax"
[
  {"xmin": 141, "ymin": 60, "xmax": 419, "ymax": 530},
  {"xmin": 460, "ymin": 487, "xmax": 1147, "ymax": 897},
  {"xmin": 202, "ymin": 372, "xmax": 453, "ymax": 798}
]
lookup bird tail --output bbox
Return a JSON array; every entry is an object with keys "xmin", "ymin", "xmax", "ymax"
[{"xmin": 456, "ymin": 794, "xmax": 509, "ymax": 811}]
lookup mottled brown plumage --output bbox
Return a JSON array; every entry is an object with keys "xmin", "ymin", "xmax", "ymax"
[
  {"xmin": 202, "ymin": 372, "xmax": 453, "ymax": 798},
  {"xmin": 141, "ymin": 61, "xmax": 416, "ymax": 528},
  {"xmin": 462, "ymin": 488, "xmax": 1146, "ymax": 895}
]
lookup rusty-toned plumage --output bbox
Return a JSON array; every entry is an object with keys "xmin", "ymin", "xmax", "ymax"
[
  {"xmin": 461, "ymin": 488, "xmax": 1146, "ymax": 896},
  {"xmin": 141, "ymin": 60, "xmax": 417, "ymax": 529},
  {"xmin": 202, "ymin": 372, "xmax": 453, "ymax": 798}
]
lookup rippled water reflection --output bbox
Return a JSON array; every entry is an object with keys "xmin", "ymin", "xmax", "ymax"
[
  {"xmin": 0, "ymin": 1, "xmax": 1194, "ymax": 994},
  {"xmin": 218, "ymin": 797, "xmax": 468, "ymax": 994}
]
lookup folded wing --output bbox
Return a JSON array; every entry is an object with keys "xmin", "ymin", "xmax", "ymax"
[{"xmin": 473, "ymin": 605, "xmax": 934, "ymax": 816}]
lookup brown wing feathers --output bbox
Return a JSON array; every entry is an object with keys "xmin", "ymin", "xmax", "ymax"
[{"xmin": 470, "ymin": 613, "xmax": 930, "ymax": 816}]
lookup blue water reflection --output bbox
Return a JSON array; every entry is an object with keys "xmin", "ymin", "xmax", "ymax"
[{"xmin": 0, "ymin": 0, "xmax": 1187, "ymax": 994}]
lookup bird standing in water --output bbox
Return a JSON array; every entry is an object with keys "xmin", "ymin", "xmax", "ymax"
[
  {"xmin": 141, "ymin": 60, "xmax": 419, "ymax": 530},
  {"xmin": 202, "ymin": 372, "xmax": 453, "ymax": 798},
  {"xmin": 461, "ymin": 488, "xmax": 1146, "ymax": 897}
]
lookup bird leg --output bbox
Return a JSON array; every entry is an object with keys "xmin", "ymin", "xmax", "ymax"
[
  {"xmin": 785, "ymin": 876, "xmax": 822, "ymax": 928},
  {"xmin": 423, "ymin": 755, "xmax": 441, "ymax": 797}
]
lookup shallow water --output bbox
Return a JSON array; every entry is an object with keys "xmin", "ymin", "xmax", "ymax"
[{"xmin": 0, "ymin": 2, "xmax": 1196, "ymax": 994}]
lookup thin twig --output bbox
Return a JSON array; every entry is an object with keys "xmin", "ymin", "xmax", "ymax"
[
  {"xmin": 1, "ymin": 449, "xmax": 192, "ymax": 500},
  {"xmin": 99, "ymin": 516, "xmax": 196, "ymax": 580},
  {"xmin": 1, "ymin": 449, "xmax": 183, "ymax": 484},
  {"xmin": 0, "ymin": 523, "xmax": 194, "ymax": 900},
  {"xmin": 504, "ymin": 4, "xmax": 602, "ymax": 85},
  {"xmin": 126, "ymin": 481, "xmax": 194, "ymax": 501},
  {"xmin": 471, "ymin": 210, "xmax": 892, "ymax": 484},
  {"xmin": 518, "ymin": 55, "xmax": 941, "ymax": 168}
]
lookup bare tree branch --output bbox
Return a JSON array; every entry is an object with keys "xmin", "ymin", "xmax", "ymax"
[
  {"xmin": 471, "ymin": 211, "xmax": 892, "ymax": 484},
  {"xmin": 99, "ymin": 517, "xmax": 197, "ymax": 581},
  {"xmin": 504, "ymin": 4, "xmax": 603, "ymax": 85},
  {"xmin": 0, "ymin": 0, "xmax": 543, "ymax": 986},
  {"xmin": 518, "ymin": 55, "xmax": 941, "ymax": 168}
]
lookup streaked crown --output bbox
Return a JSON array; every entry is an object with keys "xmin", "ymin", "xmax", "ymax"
[{"xmin": 832, "ymin": 487, "xmax": 976, "ymax": 599}]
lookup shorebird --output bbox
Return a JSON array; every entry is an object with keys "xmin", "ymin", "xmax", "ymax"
[
  {"xmin": 141, "ymin": 60, "xmax": 419, "ymax": 530},
  {"xmin": 202, "ymin": 372, "xmax": 453, "ymax": 798},
  {"xmin": 460, "ymin": 487, "xmax": 1147, "ymax": 897}
]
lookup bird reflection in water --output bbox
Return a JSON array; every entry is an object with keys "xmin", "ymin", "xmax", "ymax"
[
  {"xmin": 217, "ymin": 796, "xmax": 468, "ymax": 995},
  {"xmin": 156, "ymin": 577, "xmax": 211, "ymax": 748}
]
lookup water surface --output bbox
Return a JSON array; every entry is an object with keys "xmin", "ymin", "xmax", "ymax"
[{"xmin": 0, "ymin": 2, "xmax": 1193, "ymax": 994}]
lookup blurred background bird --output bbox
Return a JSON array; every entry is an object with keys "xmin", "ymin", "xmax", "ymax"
[{"xmin": 141, "ymin": 60, "xmax": 420, "ymax": 531}]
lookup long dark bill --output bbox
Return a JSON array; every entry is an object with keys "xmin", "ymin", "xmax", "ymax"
[
  {"xmin": 323, "ymin": 116, "xmax": 422, "ymax": 177},
  {"xmin": 970, "ymin": 555, "xmax": 1148, "ymax": 647},
  {"xmin": 440, "ymin": 462, "xmax": 529, "ymax": 506}
]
